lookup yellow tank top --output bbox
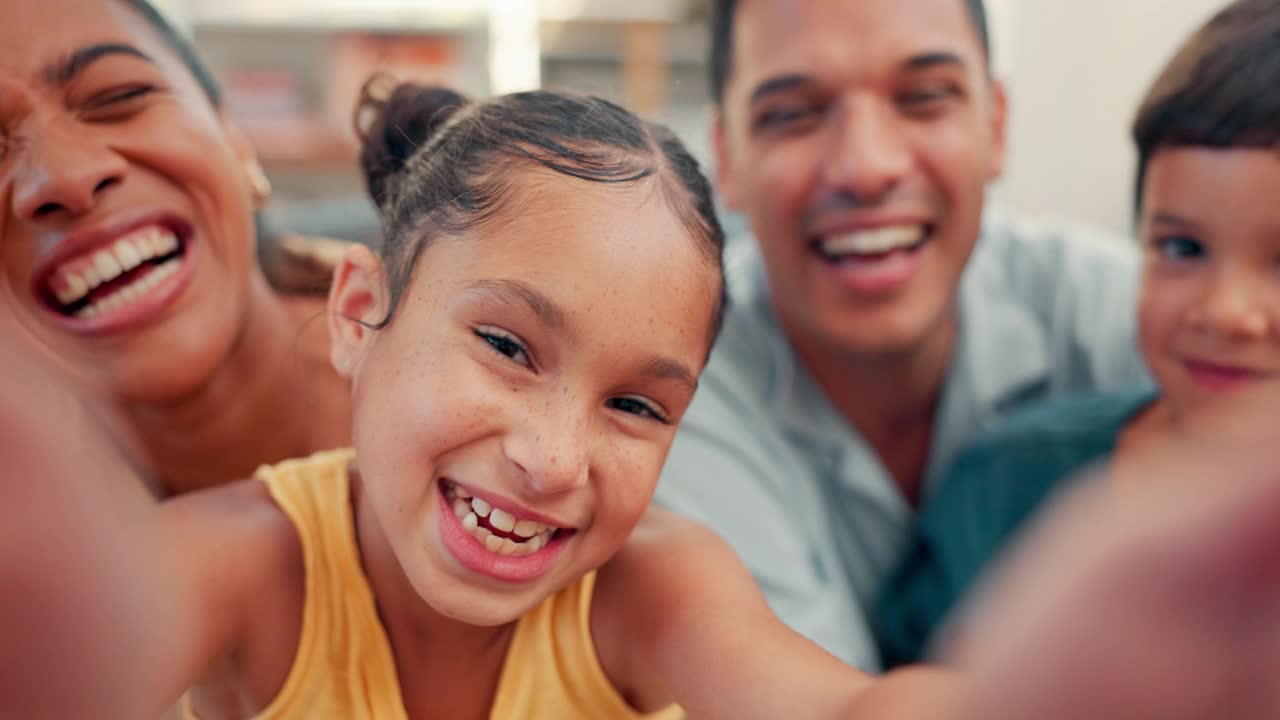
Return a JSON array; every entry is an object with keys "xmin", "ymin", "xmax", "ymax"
[{"xmin": 191, "ymin": 449, "xmax": 683, "ymax": 720}]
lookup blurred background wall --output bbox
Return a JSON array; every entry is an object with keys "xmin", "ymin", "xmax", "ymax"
[{"xmin": 149, "ymin": 0, "xmax": 1224, "ymax": 244}]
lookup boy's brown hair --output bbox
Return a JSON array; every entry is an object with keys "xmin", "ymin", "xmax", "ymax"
[{"xmin": 1132, "ymin": 0, "xmax": 1280, "ymax": 210}]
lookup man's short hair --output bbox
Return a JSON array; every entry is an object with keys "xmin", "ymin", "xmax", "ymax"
[
  {"xmin": 1131, "ymin": 0, "xmax": 1280, "ymax": 210},
  {"xmin": 708, "ymin": 0, "xmax": 991, "ymax": 104}
]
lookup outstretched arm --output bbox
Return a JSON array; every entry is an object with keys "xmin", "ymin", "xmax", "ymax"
[
  {"xmin": 0, "ymin": 333, "xmax": 296, "ymax": 719},
  {"xmin": 593, "ymin": 508, "xmax": 967, "ymax": 719}
]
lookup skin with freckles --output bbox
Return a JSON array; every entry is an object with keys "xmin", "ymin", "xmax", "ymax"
[{"xmin": 0, "ymin": 0, "xmax": 349, "ymax": 494}]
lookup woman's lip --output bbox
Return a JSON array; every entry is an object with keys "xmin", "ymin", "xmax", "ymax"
[
  {"xmin": 30, "ymin": 212, "xmax": 194, "ymax": 296},
  {"xmin": 436, "ymin": 482, "xmax": 570, "ymax": 584}
]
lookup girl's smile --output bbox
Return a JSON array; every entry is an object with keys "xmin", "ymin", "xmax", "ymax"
[{"xmin": 437, "ymin": 478, "xmax": 575, "ymax": 583}]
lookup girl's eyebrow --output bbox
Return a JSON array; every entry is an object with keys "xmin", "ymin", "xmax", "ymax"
[
  {"xmin": 465, "ymin": 278, "xmax": 569, "ymax": 332},
  {"xmin": 639, "ymin": 355, "xmax": 699, "ymax": 395}
]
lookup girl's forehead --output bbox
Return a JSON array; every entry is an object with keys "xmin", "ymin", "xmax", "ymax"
[{"xmin": 411, "ymin": 177, "xmax": 718, "ymax": 344}]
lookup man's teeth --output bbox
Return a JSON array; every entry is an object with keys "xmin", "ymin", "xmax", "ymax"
[
  {"xmin": 52, "ymin": 226, "xmax": 181, "ymax": 307},
  {"xmin": 447, "ymin": 487, "xmax": 557, "ymax": 557},
  {"xmin": 820, "ymin": 225, "xmax": 925, "ymax": 256}
]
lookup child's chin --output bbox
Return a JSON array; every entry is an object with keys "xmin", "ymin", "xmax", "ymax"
[{"xmin": 423, "ymin": 582, "xmax": 545, "ymax": 627}]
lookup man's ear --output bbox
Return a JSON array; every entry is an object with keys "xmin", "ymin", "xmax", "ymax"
[
  {"xmin": 986, "ymin": 79, "xmax": 1009, "ymax": 181},
  {"xmin": 711, "ymin": 108, "xmax": 743, "ymax": 211},
  {"xmin": 327, "ymin": 244, "xmax": 388, "ymax": 379}
]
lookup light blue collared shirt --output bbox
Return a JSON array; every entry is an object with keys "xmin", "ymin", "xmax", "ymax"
[{"xmin": 655, "ymin": 213, "xmax": 1151, "ymax": 671}]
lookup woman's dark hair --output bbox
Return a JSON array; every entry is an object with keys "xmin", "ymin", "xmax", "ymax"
[
  {"xmin": 119, "ymin": 0, "xmax": 222, "ymax": 107},
  {"xmin": 1131, "ymin": 0, "xmax": 1280, "ymax": 211},
  {"xmin": 353, "ymin": 76, "xmax": 727, "ymax": 344}
]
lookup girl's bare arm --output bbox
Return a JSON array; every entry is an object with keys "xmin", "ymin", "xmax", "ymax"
[{"xmin": 593, "ymin": 508, "xmax": 967, "ymax": 719}]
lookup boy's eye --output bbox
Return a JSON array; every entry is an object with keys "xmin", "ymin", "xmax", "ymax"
[
  {"xmin": 475, "ymin": 328, "xmax": 532, "ymax": 368},
  {"xmin": 1155, "ymin": 235, "xmax": 1206, "ymax": 261},
  {"xmin": 606, "ymin": 396, "xmax": 669, "ymax": 424}
]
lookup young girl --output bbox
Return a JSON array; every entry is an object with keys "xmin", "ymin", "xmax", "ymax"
[
  {"xmin": 874, "ymin": 0, "xmax": 1280, "ymax": 667},
  {"xmin": 19, "ymin": 79, "xmax": 952, "ymax": 719}
]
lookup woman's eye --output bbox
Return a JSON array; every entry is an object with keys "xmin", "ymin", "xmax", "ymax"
[
  {"xmin": 1155, "ymin": 235, "xmax": 1206, "ymax": 262},
  {"xmin": 82, "ymin": 84, "xmax": 156, "ymax": 116},
  {"xmin": 606, "ymin": 396, "xmax": 669, "ymax": 424},
  {"xmin": 475, "ymin": 329, "xmax": 532, "ymax": 368}
]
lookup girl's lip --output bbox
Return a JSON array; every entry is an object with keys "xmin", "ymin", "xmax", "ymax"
[
  {"xmin": 445, "ymin": 479, "xmax": 573, "ymax": 530},
  {"xmin": 435, "ymin": 481, "xmax": 571, "ymax": 584}
]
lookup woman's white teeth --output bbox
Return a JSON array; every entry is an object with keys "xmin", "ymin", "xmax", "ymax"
[
  {"xmin": 821, "ymin": 224, "xmax": 925, "ymax": 256},
  {"xmin": 75, "ymin": 258, "xmax": 180, "ymax": 319},
  {"xmin": 53, "ymin": 226, "xmax": 181, "ymax": 307}
]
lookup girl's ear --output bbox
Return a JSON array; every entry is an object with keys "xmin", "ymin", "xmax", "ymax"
[{"xmin": 328, "ymin": 244, "xmax": 388, "ymax": 379}]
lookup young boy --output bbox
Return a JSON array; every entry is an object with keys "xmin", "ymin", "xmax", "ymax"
[{"xmin": 874, "ymin": 0, "xmax": 1280, "ymax": 667}]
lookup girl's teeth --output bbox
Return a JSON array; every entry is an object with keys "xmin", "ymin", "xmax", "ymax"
[
  {"xmin": 489, "ymin": 508, "xmax": 516, "ymax": 533},
  {"xmin": 452, "ymin": 499, "xmax": 469, "ymax": 519},
  {"xmin": 471, "ymin": 498, "xmax": 492, "ymax": 518},
  {"xmin": 498, "ymin": 539, "xmax": 518, "ymax": 557},
  {"xmin": 513, "ymin": 519, "xmax": 540, "ymax": 538},
  {"xmin": 484, "ymin": 535, "xmax": 503, "ymax": 553},
  {"xmin": 462, "ymin": 512, "xmax": 478, "ymax": 530}
]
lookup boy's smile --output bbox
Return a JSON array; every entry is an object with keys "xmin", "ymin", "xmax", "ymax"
[{"xmin": 1138, "ymin": 147, "xmax": 1280, "ymax": 418}]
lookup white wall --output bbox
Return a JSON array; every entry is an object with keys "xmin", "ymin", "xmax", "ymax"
[{"xmin": 990, "ymin": 0, "xmax": 1222, "ymax": 232}]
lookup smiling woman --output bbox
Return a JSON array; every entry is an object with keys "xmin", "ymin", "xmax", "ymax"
[{"xmin": 0, "ymin": 0, "xmax": 351, "ymax": 494}]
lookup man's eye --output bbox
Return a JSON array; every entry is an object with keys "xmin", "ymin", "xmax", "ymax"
[
  {"xmin": 898, "ymin": 86, "xmax": 958, "ymax": 114},
  {"xmin": 755, "ymin": 103, "xmax": 823, "ymax": 132}
]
